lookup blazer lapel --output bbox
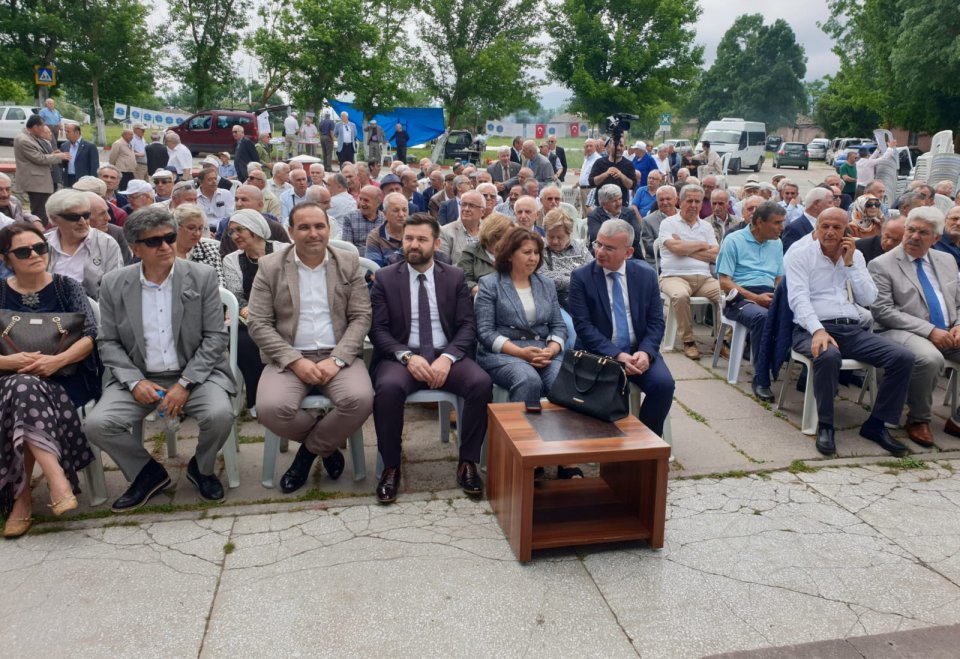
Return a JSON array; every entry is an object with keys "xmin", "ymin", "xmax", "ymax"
[
  {"xmin": 591, "ymin": 263, "xmax": 612, "ymax": 323},
  {"xmin": 896, "ymin": 248, "xmax": 924, "ymax": 298},
  {"xmin": 324, "ymin": 248, "xmax": 343, "ymax": 337},
  {"xmin": 500, "ymin": 273, "xmax": 528, "ymax": 328},
  {"xmin": 283, "ymin": 247, "xmax": 300, "ymax": 323},
  {"xmin": 171, "ymin": 264, "xmax": 185, "ymax": 344},
  {"xmin": 123, "ymin": 268, "xmax": 146, "ymax": 358},
  {"xmin": 398, "ymin": 261, "xmax": 412, "ymax": 337}
]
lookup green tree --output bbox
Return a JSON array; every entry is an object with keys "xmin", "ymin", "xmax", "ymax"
[
  {"xmin": 416, "ymin": 0, "xmax": 540, "ymax": 131},
  {"xmin": 804, "ymin": 79, "xmax": 827, "ymax": 117},
  {"xmin": 697, "ymin": 14, "xmax": 807, "ymax": 130},
  {"xmin": 0, "ymin": 0, "xmax": 71, "ymax": 99},
  {"xmin": 813, "ymin": 69, "xmax": 881, "ymax": 137},
  {"xmin": 547, "ymin": 0, "xmax": 702, "ymax": 129},
  {"xmin": 59, "ymin": 0, "xmax": 155, "ymax": 145},
  {"xmin": 167, "ymin": 0, "xmax": 244, "ymax": 111}
]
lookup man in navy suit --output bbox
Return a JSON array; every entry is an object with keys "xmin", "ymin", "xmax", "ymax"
[
  {"xmin": 231, "ymin": 125, "xmax": 260, "ymax": 182},
  {"xmin": 568, "ymin": 218, "xmax": 675, "ymax": 436},
  {"xmin": 781, "ymin": 187, "xmax": 832, "ymax": 253},
  {"xmin": 61, "ymin": 123, "xmax": 99, "ymax": 187},
  {"xmin": 437, "ymin": 174, "xmax": 471, "ymax": 226},
  {"xmin": 369, "ymin": 213, "xmax": 491, "ymax": 504}
]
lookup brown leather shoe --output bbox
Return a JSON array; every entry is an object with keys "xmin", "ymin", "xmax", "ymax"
[
  {"xmin": 905, "ymin": 422, "xmax": 934, "ymax": 447},
  {"xmin": 719, "ymin": 343, "xmax": 731, "ymax": 360},
  {"xmin": 944, "ymin": 417, "xmax": 960, "ymax": 439},
  {"xmin": 683, "ymin": 342, "xmax": 701, "ymax": 360}
]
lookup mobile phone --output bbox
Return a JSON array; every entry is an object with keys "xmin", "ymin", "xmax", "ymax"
[{"xmin": 525, "ymin": 400, "xmax": 542, "ymax": 413}]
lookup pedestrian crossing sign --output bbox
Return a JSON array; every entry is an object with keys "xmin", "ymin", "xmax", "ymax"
[{"xmin": 34, "ymin": 66, "xmax": 56, "ymax": 86}]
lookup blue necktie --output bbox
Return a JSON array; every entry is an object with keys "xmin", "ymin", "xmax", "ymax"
[
  {"xmin": 609, "ymin": 272, "xmax": 631, "ymax": 353},
  {"xmin": 916, "ymin": 258, "xmax": 947, "ymax": 329}
]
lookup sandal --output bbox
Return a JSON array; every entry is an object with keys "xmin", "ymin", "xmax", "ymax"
[{"xmin": 557, "ymin": 466, "xmax": 584, "ymax": 479}]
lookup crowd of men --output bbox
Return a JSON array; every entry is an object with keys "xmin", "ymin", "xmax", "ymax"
[{"xmin": 4, "ymin": 106, "xmax": 960, "ymax": 510}]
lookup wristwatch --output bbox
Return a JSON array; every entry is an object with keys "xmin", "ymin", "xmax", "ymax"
[
  {"xmin": 331, "ymin": 356, "xmax": 347, "ymax": 369},
  {"xmin": 399, "ymin": 351, "xmax": 413, "ymax": 365},
  {"xmin": 178, "ymin": 377, "xmax": 197, "ymax": 391}
]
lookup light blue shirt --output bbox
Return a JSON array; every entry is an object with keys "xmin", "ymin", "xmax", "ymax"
[
  {"xmin": 280, "ymin": 189, "xmax": 307, "ymax": 222},
  {"xmin": 67, "ymin": 139, "xmax": 80, "ymax": 175},
  {"xmin": 39, "ymin": 107, "xmax": 61, "ymax": 126},
  {"xmin": 716, "ymin": 226, "xmax": 784, "ymax": 288}
]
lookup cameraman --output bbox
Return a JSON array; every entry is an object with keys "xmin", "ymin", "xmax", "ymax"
[{"xmin": 588, "ymin": 137, "xmax": 635, "ymax": 202}]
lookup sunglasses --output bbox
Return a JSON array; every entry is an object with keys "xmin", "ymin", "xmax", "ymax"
[
  {"xmin": 7, "ymin": 242, "xmax": 49, "ymax": 259},
  {"xmin": 865, "ymin": 201, "xmax": 881, "ymax": 208},
  {"xmin": 59, "ymin": 211, "xmax": 91, "ymax": 222},
  {"xmin": 135, "ymin": 232, "xmax": 177, "ymax": 247}
]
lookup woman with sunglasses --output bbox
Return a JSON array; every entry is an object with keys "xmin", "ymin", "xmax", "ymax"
[
  {"xmin": 222, "ymin": 209, "xmax": 286, "ymax": 410},
  {"xmin": 0, "ymin": 222, "xmax": 98, "ymax": 537},
  {"xmin": 173, "ymin": 203, "xmax": 224, "ymax": 286},
  {"xmin": 849, "ymin": 194, "xmax": 886, "ymax": 238},
  {"xmin": 44, "ymin": 188, "xmax": 123, "ymax": 299}
]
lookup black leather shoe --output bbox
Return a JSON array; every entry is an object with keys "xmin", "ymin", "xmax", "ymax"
[
  {"xmin": 280, "ymin": 444, "xmax": 318, "ymax": 494},
  {"xmin": 186, "ymin": 457, "xmax": 224, "ymax": 502},
  {"xmin": 111, "ymin": 459, "xmax": 171, "ymax": 512},
  {"xmin": 321, "ymin": 449, "xmax": 345, "ymax": 481},
  {"xmin": 815, "ymin": 426, "xmax": 836, "ymax": 456},
  {"xmin": 376, "ymin": 466, "xmax": 401, "ymax": 504},
  {"xmin": 859, "ymin": 425, "xmax": 909, "ymax": 456},
  {"xmin": 457, "ymin": 461, "xmax": 484, "ymax": 497},
  {"xmin": 752, "ymin": 380, "xmax": 775, "ymax": 403}
]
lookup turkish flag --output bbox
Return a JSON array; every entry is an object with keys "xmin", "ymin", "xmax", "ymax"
[
  {"xmin": 535, "ymin": 124, "xmax": 545, "ymax": 139},
  {"xmin": 569, "ymin": 123, "xmax": 579, "ymax": 137}
]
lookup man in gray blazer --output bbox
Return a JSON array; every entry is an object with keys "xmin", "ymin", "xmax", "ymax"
[
  {"xmin": 486, "ymin": 147, "xmax": 521, "ymax": 195},
  {"xmin": 439, "ymin": 189, "xmax": 483, "ymax": 265},
  {"xmin": 247, "ymin": 202, "xmax": 374, "ymax": 493},
  {"xmin": 13, "ymin": 114, "xmax": 71, "ymax": 223},
  {"xmin": 870, "ymin": 206, "xmax": 960, "ymax": 447},
  {"xmin": 521, "ymin": 139, "xmax": 556, "ymax": 185},
  {"xmin": 84, "ymin": 207, "xmax": 236, "ymax": 511}
]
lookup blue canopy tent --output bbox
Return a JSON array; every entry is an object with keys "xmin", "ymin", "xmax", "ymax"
[{"xmin": 329, "ymin": 100, "xmax": 445, "ymax": 147}]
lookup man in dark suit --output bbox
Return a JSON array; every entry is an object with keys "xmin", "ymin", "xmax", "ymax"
[
  {"xmin": 487, "ymin": 147, "xmax": 521, "ymax": 196},
  {"xmin": 145, "ymin": 131, "xmax": 168, "ymax": 176},
  {"xmin": 231, "ymin": 125, "xmax": 260, "ymax": 182},
  {"xmin": 60, "ymin": 123, "xmax": 99, "ymax": 187},
  {"xmin": 510, "ymin": 136, "xmax": 523, "ymax": 164},
  {"xmin": 546, "ymin": 135, "xmax": 567, "ymax": 181},
  {"xmin": 568, "ymin": 218, "xmax": 675, "ymax": 437},
  {"xmin": 437, "ymin": 174, "xmax": 471, "ymax": 226},
  {"xmin": 856, "ymin": 216, "xmax": 905, "ymax": 264},
  {"xmin": 369, "ymin": 213, "xmax": 491, "ymax": 504},
  {"xmin": 780, "ymin": 187, "xmax": 832, "ymax": 253}
]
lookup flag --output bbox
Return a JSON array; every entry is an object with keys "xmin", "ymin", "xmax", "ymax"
[
  {"xmin": 535, "ymin": 124, "xmax": 545, "ymax": 139},
  {"xmin": 113, "ymin": 104, "xmax": 128, "ymax": 121},
  {"xmin": 570, "ymin": 123, "xmax": 579, "ymax": 137}
]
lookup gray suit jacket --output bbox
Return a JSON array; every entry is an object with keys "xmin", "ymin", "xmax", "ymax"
[
  {"xmin": 526, "ymin": 154, "xmax": 556, "ymax": 184},
  {"xmin": 13, "ymin": 129, "xmax": 62, "ymax": 194},
  {"xmin": 486, "ymin": 161, "xmax": 520, "ymax": 184},
  {"xmin": 439, "ymin": 219, "xmax": 476, "ymax": 266},
  {"xmin": 45, "ymin": 227, "xmax": 124, "ymax": 299},
  {"xmin": 97, "ymin": 259, "xmax": 235, "ymax": 393},
  {"xmin": 246, "ymin": 244, "xmax": 371, "ymax": 370},
  {"xmin": 869, "ymin": 244, "xmax": 960, "ymax": 337},
  {"xmin": 474, "ymin": 271, "xmax": 566, "ymax": 371}
]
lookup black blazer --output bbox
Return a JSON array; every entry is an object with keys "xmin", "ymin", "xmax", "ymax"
[
  {"xmin": 555, "ymin": 145, "xmax": 568, "ymax": 181},
  {"xmin": 437, "ymin": 198, "xmax": 460, "ymax": 226},
  {"xmin": 510, "ymin": 147, "xmax": 522, "ymax": 164},
  {"xmin": 145, "ymin": 141, "xmax": 168, "ymax": 175},
  {"xmin": 61, "ymin": 139, "xmax": 100, "ymax": 180},
  {"xmin": 234, "ymin": 137, "xmax": 260, "ymax": 181}
]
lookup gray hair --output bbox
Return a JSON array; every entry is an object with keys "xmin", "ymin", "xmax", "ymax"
[
  {"xmin": 598, "ymin": 218, "xmax": 635, "ymax": 245},
  {"xmin": 498, "ymin": 146, "xmax": 511, "ymax": 156},
  {"xmin": 539, "ymin": 184, "xmax": 562, "ymax": 199},
  {"xmin": 97, "ymin": 163, "xmax": 120, "ymax": 177},
  {"xmin": 383, "ymin": 192, "xmax": 407, "ymax": 211},
  {"xmin": 476, "ymin": 182, "xmax": 498, "ymax": 196},
  {"xmin": 803, "ymin": 186, "xmax": 833, "ymax": 208},
  {"xmin": 172, "ymin": 203, "xmax": 206, "ymax": 226},
  {"xmin": 236, "ymin": 184, "xmax": 262, "ymax": 203},
  {"xmin": 171, "ymin": 180, "xmax": 196, "ymax": 200},
  {"xmin": 272, "ymin": 162, "xmax": 290, "ymax": 176},
  {"xmin": 713, "ymin": 175, "xmax": 727, "ymax": 190},
  {"xmin": 46, "ymin": 188, "xmax": 91, "ymax": 219},
  {"xmin": 598, "ymin": 184, "xmax": 622, "ymax": 203},
  {"xmin": 710, "ymin": 188, "xmax": 729, "ymax": 202},
  {"xmin": 304, "ymin": 185, "xmax": 330, "ymax": 203},
  {"xmin": 163, "ymin": 131, "xmax": 181, "ymax": 145},
  {"xmin": 679, "ymin": 184, "xmax": 705, "ymax": 201},
  {"xmin": 124, "ymin": 206, "xmax": 178, "ymax": 244},
  {"xmin": 907, "ymin": 206, "xmax": 945, "ymax": 235},
  {"xmin": 331, "ymin": 173, "xmax": 348, "ymax": 189},
  {"xmin": 452, "ymin": 175, "xmax": 469, "ymax": 191},
  {"xmin": 72, "ymin": 175, "xmax": 107, "ymax": 197},
  {"xmin": 0, "ymin": 172, "xmax": 9, "ymax": 184}
]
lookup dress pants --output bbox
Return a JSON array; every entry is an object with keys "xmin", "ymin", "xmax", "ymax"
[
  {"xmin": 373, "ymin": 357, "xmax": 492, "ymax": 468},
  {"xmin": 485, "ymin": 351, "xmax": 562, "ymax": 403},
  {"xmin": 659, "ymin": 274, "xmax": 722, "ymax": 343},
  {"xmin": 626, "ymin": 356, "xmax": 675, "ymax": 437},
  {"xmin": 339, "ymin": 144, "xmax": 355, "ymax": 165},
  {"xmin": 236, "ymin": 325, "xmax": 264, "ymax": 408},
  {"xmin": 320, "ymin": 136, "xmax": 333, "ymax": 170},
  {"xmin": 256, "ymin": 351, "xmax": 373, "ymax": 457},
  {"xmin": 27, "ymin": 191, "xmax": 51, "ymax": 224},
  {"xmin": 792, "ymin": 323, "xmax": 914, "ymax": 427},
  {"xmin": 83, "ymin": 374, "xmax": 235, "ymax": 480},
  {"xmin": 723, "ymin": 285, "xmax": 774, "ymax": 381},
  {"xmin": 879, "ymin": 328, "xmax": 960, "ymax": 423}
]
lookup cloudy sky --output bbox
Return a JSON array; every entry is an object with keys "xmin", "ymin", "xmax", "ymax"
[{"xmin": 539, "ymin": 0, "xmax": 840, "ymax": 107}]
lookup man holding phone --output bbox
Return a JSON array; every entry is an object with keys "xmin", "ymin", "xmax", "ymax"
[{"xmin": 785, "ymin": 207, "xmax": 915, "ymax": 457}]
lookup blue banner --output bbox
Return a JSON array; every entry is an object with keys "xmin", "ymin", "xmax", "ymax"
[{"xmin": 329, "ymin": 100, "xmax": 446, "ymax": 148}]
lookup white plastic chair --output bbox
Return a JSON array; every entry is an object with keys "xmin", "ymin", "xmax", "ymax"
[
  {"xmin": 357, "ymin": 256, "xmax": 380, "ymax": 276},
  {"xmin": 775, "ymin": 349, "xmax": 877, "ymax": 435},
  {"xmin": 942, "ymin": 359, "xmax": 960, "ymax": 413},
  {"xmin": 654, "ymin": 243, "xmax": 716, "ymax": 351},
  {"xmin": 374, "ymin": 390, "xmax": 468, "ymax": 478},
  {"xmin": 712, "ymin": 309, "xmax": 750, "ymax": 384},
  {"xmin": 931, "ymin": 130, "xmax": 955, "ymax": 155},
  {"xmin": 329, "ymin": 238, "xmax": 359, "ymax": 255}
]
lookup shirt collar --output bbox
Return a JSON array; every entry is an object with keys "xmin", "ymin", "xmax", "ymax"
[
  {"xmin": 602, "ymin": 261, "xmax": 627, "ymax": 278},
  {"xmin": 409, "ymin": 262, "xmax": 435, "ymax": 282},
  {"xmin": 294, "ymin": 248, "xmax": 327, "ymax": 271},
  {"xmin": 139, "ymin": 261, "xmax": 175, "ymax": 289}
]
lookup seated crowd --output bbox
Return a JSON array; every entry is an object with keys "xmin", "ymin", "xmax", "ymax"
[{"xmin": 2, "ymin": 119, "xmax": 959, "ymax": 540}]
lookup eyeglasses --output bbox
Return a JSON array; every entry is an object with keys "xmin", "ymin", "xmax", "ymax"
[
  {"xmin": 543, "ymin": 196, "xmax": 561, "ymax": 202},
  {"xmin": 864, "ymin": 201, "xmax": 881, "ymax": 208},
  {"xmin": 135, "ymin": 232, "xmax": 177, "ymax": 247},
  {"xmin": 481, "ymin": 193, "xmax": 497, "ymax": 200},
  {"xmin": 59, "ymin": 211, "xmax": 91, "ymax": 222},
  {"xmin": 228, "ymin": 226, "xmax": 249, "ymax": 236},
  {"xmin": 833, "ymin": 195, "xmax": 842, "ymax": 200},
  {"xmin": 180, "ymin": 224, "xmax": 204, "ymax": 234},
  {"xmin": 6, "ymin": 242, "xmax": 49, "ymax": 259},
  {"xmin": 593, "ymin": 240, "xmax": 625, "ymax": 253}
]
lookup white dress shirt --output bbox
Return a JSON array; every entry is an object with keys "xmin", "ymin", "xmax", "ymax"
[
  {"xmin": 140, "ymin": 263, "xmax": 181, "ymax": 374},
  {"xmin": 657, "ymin": 215, "xmax": 717, "ymax": 277},
  {"xmin": 291, "ymin": 251, "xmax": 337, "ymax": 350},
  {"xmin": 197, "ymin": 187, "xmax": 235, "ymax": 230},
  {"xmin": 855, "ymin": 146, "xmax": 898, "ymax": 187},
  {"xmin": 785, "ymin": 237, "xmax": 877, "ymax": 335},
  {"xmin": 329, "ymin": 191, "xmax": 358, "ymax": 221},
  {"xmin": 399, "ymin": 264, "xmax": 454, "ymax": 361},
  {"xmin": 580, "ymin": 152, "xmax": 601, "ymax": 187},
  {"xmin": 67, "ymin": 139, "xmax": 80, "ymax": 175},
  {"xmin": 166, "ymin": 144, "xmax": 193, "ymax": 175},
  {"xmin": 283, "ymin": 115, "xmax": 299, "ymax": 136},
  {"xmin": 603, "ymin": 262, "xmax": 636, "ymax": 348},
  {"xmin": 131, "ymin": 134, "xmax": 147, "ymax": 163},
  {"xmin": 47, "ymin": 230, "xmax": 90, "ymax": 285}
]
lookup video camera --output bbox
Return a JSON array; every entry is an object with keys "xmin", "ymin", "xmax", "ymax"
[{"xmin": 604, "ymin": 113, "xmax": 640, "ymax": 147}]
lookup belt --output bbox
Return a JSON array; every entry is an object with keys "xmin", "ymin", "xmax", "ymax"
[{"xmin": 821, "ymin": 317, "xmax": 860, "ymax": 326}]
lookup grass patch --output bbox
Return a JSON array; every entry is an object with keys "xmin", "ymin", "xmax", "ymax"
[
  {"xmin": 237, "ymin": 435, "xmax": 265, "ymax": 445},
  {"xmin": 148, "ymin": 432, "xmax": 166, "ymax": 457},
  {"xmin": 673, "ymin": 400, "xmax": 708, "ymax": 426},
  {"xmin": 876, "ymin": 456, "xmax": 928, "ymax": 471},
  {"xmin": 788, "ymin": 460, "xmax": 817, "ymax": 474},
  {"xmin": 223, "ymin": 542, "xmax": 235, "ymax": 555},
  {"xmin": 29, "ymin": 524, "xmax": 67, "ymax": 535}
]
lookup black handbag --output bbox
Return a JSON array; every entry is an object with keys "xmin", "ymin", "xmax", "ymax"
[
  {"xmin": 0, "ymin": 311, "xmax": 86, "ymax": 376},
  {"xmin": 548, "ymin": 350, "xmax": 630, "ymax": 422}
]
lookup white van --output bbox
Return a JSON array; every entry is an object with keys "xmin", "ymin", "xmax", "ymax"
[{"xmin": 696, "ymin": 118, "xmax": 767, "ymax": 174}]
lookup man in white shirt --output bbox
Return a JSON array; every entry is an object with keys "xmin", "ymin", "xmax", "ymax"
[
  {"xmin": 283, "ymin": 112, "xmax": 300, "ymax": 159},
  {"xmin": 84, "ymin": 207, "xmax": 236, "ymax": 510},
  {"xmin": 268, "ymin": 162, "xmax": 292, "ymax": 198},
  {"xmin": 196, "ymin": 167, "xmax": 234, "ymax": 232},
  {"xmin": 579, "ymin": 138, "xmax": 601, "ymax": 215},
  {"xmin": 163, "ymin": 132, "xmax": 194, "ymax": 181},
  {"xmin": 327, "ymin": 172, "xmax": 357, "ymax": 221},
  {"xmin": 785, "ymin": 206, "xmax": 914, "ymax": 457},
  {"xmin": 280, "ymin": 168, "xmax": 310, "ymax": 223},
  {"xmin": 247, "ymin": 203, "xmax": 374, "ymax": 493},
  {"xmin": 657, "ymin": 183, "xmax": 722, "ymax": 359},
  {"xmin": 856, "ymin": 140, "xmax": 899, "ymax": 196}
]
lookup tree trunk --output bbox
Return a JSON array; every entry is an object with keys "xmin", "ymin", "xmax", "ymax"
[
  {"xmin": 92, "ymin": 77, "xmax": 106, "ymax": 147},
  {"xmin": 430, "ymin": 130, "xmax": 450, "ymax": 164}
]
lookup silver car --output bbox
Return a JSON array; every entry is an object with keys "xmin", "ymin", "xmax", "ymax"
[
  {"xmin": 0, "ymin": 106, "xmax": 40, "ymax": 143},
  {"xmin": 807, "ymin": 138, "xmax": 830, "ymax": 160}
]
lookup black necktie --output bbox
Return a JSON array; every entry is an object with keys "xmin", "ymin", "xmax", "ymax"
[{"xmin": 418, "ymin": 273, "xmax": 435, "ymax": 362}]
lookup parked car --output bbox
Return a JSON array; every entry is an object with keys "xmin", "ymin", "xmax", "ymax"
[
  {"xmin": 765, "ymin": 136, "xmax": 783, "ymax": 152},
  {"xmin": 696, "ymin": 118, "xmax": 767, "ymax": 174},
  {"xmin": 443, "ymin": 129, "xmax": 482, "ymax": 164},
  {"xmin": 774, "ymin": 142, "xmax": 810, "ymax": 169},
  {"xmin": 832, "ymin": 144, "xmax": 877, "ymax": 171},
  {"xmin": 0, "ymin": 106, "xmax": 40, "ymax": 143},
  {"xmin": 170, "ymin": 109, "xmax": 259, "ymax": 156},
  {"xmin": 665, "ymin": 138, "xmax": 691, "ymax": 150},
  {"xmin": 826, "ymin": 137, "xmax": 871, "ymax": 164},
  {"xmin": 807, "ymin": 138, "xmax": 830, "ymax": 160}
]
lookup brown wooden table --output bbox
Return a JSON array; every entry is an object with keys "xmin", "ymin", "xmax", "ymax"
[{"xmin": 487, "ymin": 401, "xmax": 670, "ymax": 562}]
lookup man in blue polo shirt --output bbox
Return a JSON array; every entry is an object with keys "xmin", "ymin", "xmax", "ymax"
[{"xmin": 716, "ymin": 200, "xmax": 787, "ymax": 402}]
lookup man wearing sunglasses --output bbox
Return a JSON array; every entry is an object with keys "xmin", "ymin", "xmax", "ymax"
[{"xmin": 84, "ymin": 206, "xmax": 237, "ymax": 510}]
